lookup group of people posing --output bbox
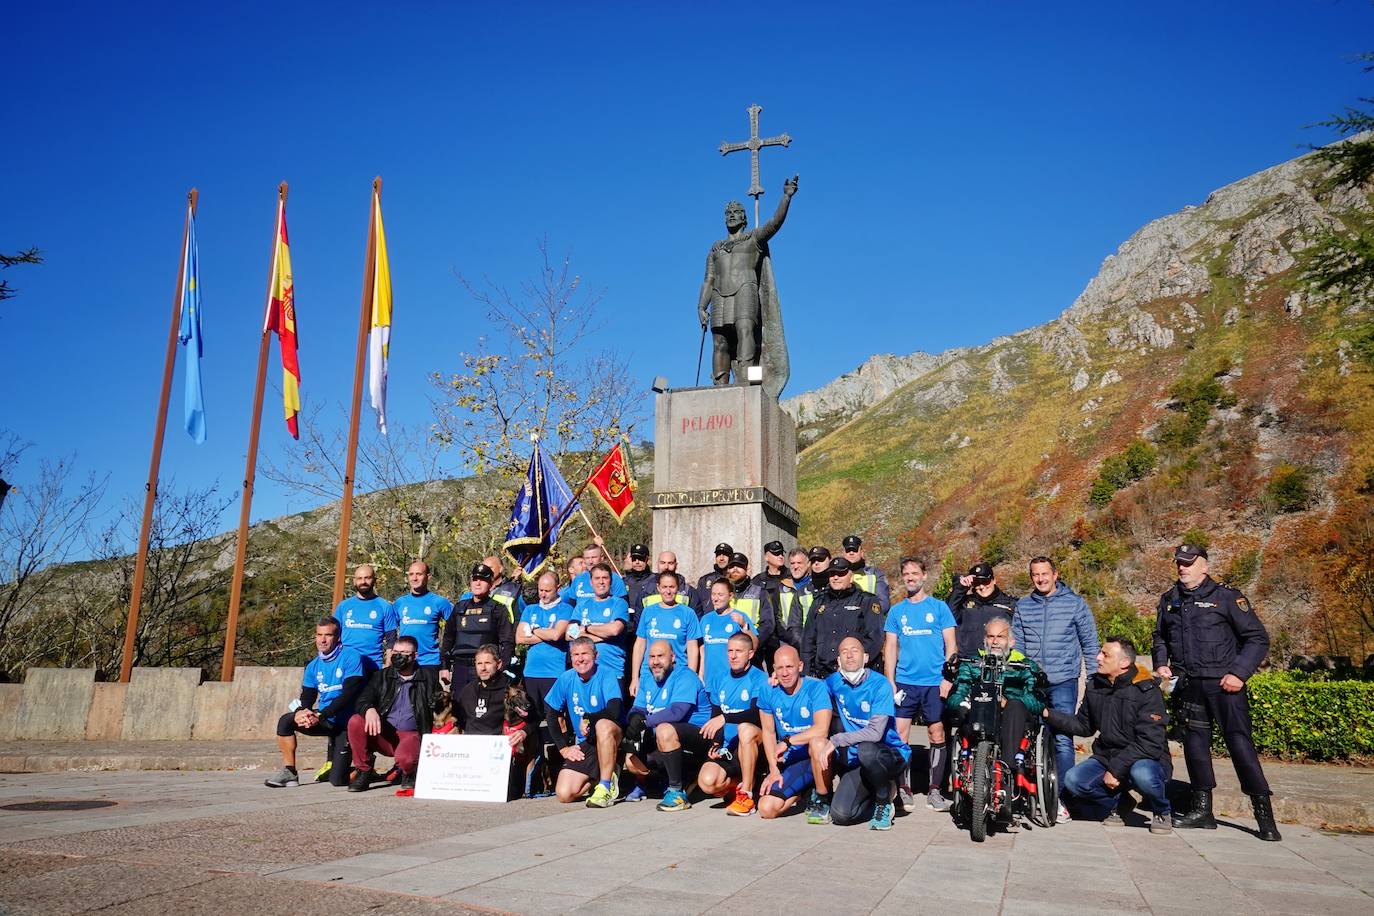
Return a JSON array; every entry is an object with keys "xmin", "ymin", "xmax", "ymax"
[{"xmin": 263, "ymin": 535, "xmax": 1282, "ymax": 841}]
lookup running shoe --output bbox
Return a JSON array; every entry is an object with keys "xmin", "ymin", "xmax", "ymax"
[
  {"xmin": 927, "ymin": 789, "xmax": 951, "ymax": 812},
  {"xmin": 806, "ymin": 795, "xmax": 832, "ymax": 826},
  {"xmin": 870, "ymin": 802, "xmax": 895, "ymax": 831},
  {"xmin": 1058, "ymin": 801, "xmax": 1072, "ymax": 822},
  {"xmin": 264, "ymin": 767, "xmax": 299, "ymax": 788},
  {"xmin": 313, "ymin": 761, "xmax": 332, "ymax": 783},
  {"xmin": 726, "ymin": 792, "xmax": 755, "ymax": 817},
  {"xmin": 348, "ymin": 769, "xmax": 378, "ymax": 793},
  {"xmin": 657, "ymin": 788, "xmax": 691, "ymax": 812},
  {"xmin": 586, "ymin": 783, "xmax": 615, "ymax": 808},
  {"xmin": 625, "ymin": 784, "xmax": 646, "ymax": 802},
  {"xmin": 609, "ymin": 772, "xmax": 620, "ymax": 800},
  {"xmin": 897, "ymin": 784, "xmax": 915, "ymax": 811}
]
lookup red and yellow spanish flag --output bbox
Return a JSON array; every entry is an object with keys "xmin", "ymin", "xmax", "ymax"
[
  {"xmin": 587, "ymin": 443, "xmax": 635, "ymax": 523},
  {"xmin": 263, "ymin": 198, "xmax": 302, "ymax": 438}
]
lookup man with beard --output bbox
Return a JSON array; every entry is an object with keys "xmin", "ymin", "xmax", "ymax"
[
  {"xmin": 696, "ymin": 542, "xmax": 734, "ymax": 594},
  {"xmin": 332, "ymin": 564, "xmax": 396, "ymax": 673},
  {"xmin": 622, "ymin": 639, "xmax": 713, "ymax": 811}
]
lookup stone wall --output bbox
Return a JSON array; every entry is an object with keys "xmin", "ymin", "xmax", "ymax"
[{"xmin": 0, "ymin": 666, "xmax": 304, "ymax": 741}]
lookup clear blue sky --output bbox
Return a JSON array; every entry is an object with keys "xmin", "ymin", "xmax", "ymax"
[{"xmin": 5, "ymin": 0, "xmax": 1372, "ymax": 534}]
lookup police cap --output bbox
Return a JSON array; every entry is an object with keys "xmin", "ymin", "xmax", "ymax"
[
  {"xmin": 471, "ymin": 562, "xmax": 495, "ymax": 582},
  {"xmin": 842, "ymin": 535, "xmax": 863, "ymax": 551},
  {"xmin": 629, "ymin": 543, "xmax": 650, "ymax": 559},
  {"xmin": 969, "ymin": 562, "xmax": 994, "ymax": 583},
  {"xmin": 727, "ymin": 552, "xmax": 750, "ymax": 570},
  {"xmin": 763, "ymin": 540, "xmax": 785, "ymax": 556},
  {"xmin": 828, "ymin": 557, "xmax": 854, "ymax": 574},
  {"xmin": 1174, "ymin": 544, "xmax": 1208, "ymax": 564},
  {"xmin": 714, "ymin": 542, "xmax": 734, "ymax": 557},
  {"xmin": 808, "ymin": 546, "xmax": 831, "ymax": 562}
]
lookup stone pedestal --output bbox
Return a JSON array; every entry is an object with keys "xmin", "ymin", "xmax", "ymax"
[{"xmin": 649, "ymin": 384, "xmax": 798, "ymax": 580}]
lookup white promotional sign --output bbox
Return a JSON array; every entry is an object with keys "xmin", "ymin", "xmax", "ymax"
[{"xmin": 414, "ymin": 733, "xmax": 511, "ymax": 803}]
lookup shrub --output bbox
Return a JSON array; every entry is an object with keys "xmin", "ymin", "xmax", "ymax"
[
  {"xmin": 1078, "ymin": 538, "xmax": 1120, "ymax": 571},
  {"xmin": 1223, "ymin": 548, "xmax": 1261, "ymax": 586},
  {"xmin": 1094, "ymin": 598, "xmax": 1156, "ymax": 653},
  {"xmin": 1177, "ymin": 527, "xmax": 1210, "ymax": 551},
  {"xmin": 930, "ymin": 553, "xmax": 955, "ymax": 602},
  {"xmin": 1156, "ymin": 375, "xmax": 1232, "ymax": 450},
  {"xmin": 1088, "ymin": 440, "xmax": 1159, "ymax": 506},
  {"xmin": 1190, "ymin": 672, "xmax": 1374, "ymax": 761},
  {"xmin": 1266, "ymin": 464, "xmax": 1313, "ymax": 513}
]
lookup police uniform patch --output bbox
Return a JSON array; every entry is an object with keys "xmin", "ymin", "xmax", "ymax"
[{"xmin": 1237, "ymin": 597, "xmax": 1251, "ymax": 613}]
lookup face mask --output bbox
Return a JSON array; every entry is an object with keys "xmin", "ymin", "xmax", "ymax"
[
  {"xmin": 391, "ymin": 654, "xmax": 414, "ymax": 670},
  {"xmin": 840, "ymin": 667, "xmax": 866, "ymax": 685}
]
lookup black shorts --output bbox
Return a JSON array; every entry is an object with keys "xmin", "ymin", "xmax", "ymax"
[
  {"xmin": 561, "ymin": 739, "xmax": 600, "ymax": 779},
  {"xmin": 276, "ymin": 711, "xmax": 346, "ymax": 739},
  {"xmin": 645, "ymin": 721, "xmax": 713, "ymax": 766}
]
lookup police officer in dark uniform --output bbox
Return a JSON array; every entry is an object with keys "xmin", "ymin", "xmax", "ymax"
[
  {"xmin": 948, "ymin": 562, "xmax": 1018, "ymax": 658},
  {"xmin": 751, "ymin": 540, "xmax": 789, "ymax": 615},
  {"xmin": 800, "ymin": 546, "xmax": 832, "ymax": 601},
  {"xmin": 440, "ymin": 563, "xmax": 516, "ymax": 698},
  {"xmin": 697, "ymin": 542, "xmax": 733, "ymax": 593},
  {"xmin": 841, "ymin": 535, "xmax": 891, "ymax": 612},
  {"xmin": 621, "ymin": 543, "xmax": 658, "ymax": 622},
  {"xmin": 1153, "ymin": 543, "xmax": 1280, "ymax": 842},
  {"xmin": 800, "ymin": 558, "xmax": 885, "ymax": 679}
]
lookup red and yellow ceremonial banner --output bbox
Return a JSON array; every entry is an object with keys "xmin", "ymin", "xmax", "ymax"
[
  {"xmin": 263, "ymin": 199, "xmax": 301, "ymax": 438},
  {"xmin": 587, "ymin": 444, "xmax": 635, "ymax": 523}
]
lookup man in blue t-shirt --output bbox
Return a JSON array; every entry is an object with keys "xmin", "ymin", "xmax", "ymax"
[
  {"xmin": 697, "ymin": 632, "xmax": 771, "ymax": 816},
  {"xmin": 391, "ymin": 561, "xmax": 454, "ymax": 675},
  {"xmin": 622, "ymin": 639, "xmax": 714, "ymax": 811},
  {"xmin": 629, "ymin": 572, "xmax": 703, "ymax": 698},
  {"xmin": 757, "ymin": 644, "xmax": 834, "ymax": 819},
  {"xmin": 332, "ymin": 564, "xmax": 397, "ymax": 671},
  {"xmin": 543, "ymin": 636, "xmax": 624, "ymax": 808},
  {"xmin": 572, "ymin": 563, "xmax": 631, "ymax": 688},
  {"xmin": 812, "ymin": 637, "xmax": 910, "ymax": 830},
  {"xmin": 265, "ymin": 617, "xmax": 368, "ymax": 788},
  {"xmin": 516, "ymin": 569, "xmax": 575, "ymax": 797},
  {"xmin": 883, "ymin": 556, "xmax": 958, "ymax": 812},
  {"xmin": 563, "ymin": 542, "xmax": 627, "ymax": 608}
]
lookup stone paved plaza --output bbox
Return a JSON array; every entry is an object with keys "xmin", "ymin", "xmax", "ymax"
[{"xmin": 0, "ymin": 769, "xmax": 1370, "ymax": 915}]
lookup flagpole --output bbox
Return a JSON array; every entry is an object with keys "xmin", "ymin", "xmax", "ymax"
[
  {"xmin": 221, "ymin": 182, "xmax": 287, "ymax": 682},
  {"xmin": 332, "ymin": 176, "xmax": 381, "ymax": 606},
  {"xmin": 119, "ymin": 188, "xmax": 197, "ymax": 683}
]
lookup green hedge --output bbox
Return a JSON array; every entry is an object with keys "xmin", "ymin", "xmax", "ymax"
[{"xmin": 1186, "ymin": 672, "xmax": 1374, "ymax": 761}]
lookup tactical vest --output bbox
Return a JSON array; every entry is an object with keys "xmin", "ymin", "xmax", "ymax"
[
  {"xmin": 778, "ymin": 589, "xmax": 813, "ymax": 629},
  {"xmin": 729, "ymin": 584, "xmax": 766, "ymax": 625},
  {"xmin": 853, "ymin": 571, "xmax": 877, "ymax": 596},
  {"xmin": 452, "ymin": 598, "xmax": 505, "ymax": 662}
]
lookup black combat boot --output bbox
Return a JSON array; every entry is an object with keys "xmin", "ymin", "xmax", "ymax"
[
  {"xmin": 1251, "ymin": 794, "xmax": 1282, "ymax": 842},
  {"xmin": 1172, "ymin": 789, "xmax": 1218, "ymax": 829}
]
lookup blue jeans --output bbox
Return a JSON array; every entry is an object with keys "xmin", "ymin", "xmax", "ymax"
[
  {"xmin": 1062, "ymin": 756, "xmax": 1171, "ymax": 818},
  {"xmin": 1045, "ymin": 679, "xmax": 1079, "ymax": 784}
]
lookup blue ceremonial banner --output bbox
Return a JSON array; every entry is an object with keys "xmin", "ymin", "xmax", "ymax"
[
  {"xmin": 177, "ymin": 206, "xmax": 206, "ymax": 444},
  {"xmin": 503, "ymin": 442, "xmax": 580, "ymax": 576}
]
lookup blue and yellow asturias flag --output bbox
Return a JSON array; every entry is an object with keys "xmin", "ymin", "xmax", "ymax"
[
  {"xmin": 177, "ymin": 205, "xmax": 206, "ymax": 443},
  {"xmin": 503, "ymin": 441, "xmax": 580, "ymax": 576}
]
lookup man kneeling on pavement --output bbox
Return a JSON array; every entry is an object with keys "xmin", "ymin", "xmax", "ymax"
[
  {"xmin": 347, "ymin": 635, "xmax": 443, "ymax": 793},
  {"xmin": 1043, "ymin": 635, "xmax": 1173, "ymax": 833}
]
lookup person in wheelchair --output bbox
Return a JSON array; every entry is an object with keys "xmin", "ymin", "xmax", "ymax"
[{"xmin": 945, "ymin": 618, "xmax": 1047, "ymax": 811}]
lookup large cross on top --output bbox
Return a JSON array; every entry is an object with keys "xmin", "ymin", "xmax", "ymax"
[{"xmin": 719, "ymin": 103, "xmax": 791, "ymax": 227}]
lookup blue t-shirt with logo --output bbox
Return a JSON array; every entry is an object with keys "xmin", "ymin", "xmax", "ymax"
[
  {"xmin": 700, "ymin": 610, "xmax": 755, "ymax": 691},
  {"xmin": 826, "ymin": 670, "xmax": 911, "ymax": 765},
  {"xmin": 711, "ymin": 664, "xmax": 771, "ymax": 744},
  {"xmin": 520, "ymin": 600, "xmax": 576, "ymax": 679},
  {"xmin": 544, "ymin": 664, "xmax": 623, "ymax": 740},
  {"xmin": 635, "ymin": 601, "xmax": 703, "ymax": 678},
  {"xmin": 333, "ymin": 595, "xmax": 397, "ymax": 667},
  {"xmin": 574, "ymin": 596, "xmax": 631, "ymax": 680},
  {"xmin": 633, "ymin": 664, "xmax": 711, "ymax": 727},
  {"xmin": 391, "ymin": 591, "xmax": 454, "ymax": 667},
  {"xmin": 884, "ymin": 596, "xmax": 957, "ymax": 685},
  {"xmin": 302, "ymin": 645, "xmax": 368, "ymax": 725},
  {"xmin": 765, "ymin": 676, "xmax": 833, "ymax": 739}
]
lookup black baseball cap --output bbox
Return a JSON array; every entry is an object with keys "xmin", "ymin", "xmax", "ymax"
[
  {"xmin": 714, "ymin": 542, "xmax": 733, "ymax": 557},
  {"xmin": 1174, "ymin": 544, "xmax": 1208, "ymax": 564},
  {"xmin": 763, "ymin": 540, "xmax": 785, "ymax": 556},
  {"xmin": 471, "ymin": 562, "xmax": 495, "ymax": 582},
  {"xmin": 969, "ymin": 562, "xmax": 994, "ymax": 583},
  {"xmin": 727, "ymin": 552, "xmax": 749, "ymax": 570},
  {"xmin": 842, "ymin": 535, "xmax": 863, "ymax": 551},
  {"xmin": 808, "ymin": 545, "xmax": 831, "ymax": 562},
  {"xmin": 629, "ymin": 543, "xmax": 650, "ymax": 559},
  {"xmin": 828, "ymin": 557, "xmax": 854, "ymax": 574}
]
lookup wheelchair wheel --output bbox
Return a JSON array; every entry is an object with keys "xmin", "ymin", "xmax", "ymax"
[
  {"xmin": 970, "ymin": 740, "xmax": 993, "ymax": 843},
  {"xmin": 1033, "ymin": 724, "xmax": 1059, "ymax": 827}
]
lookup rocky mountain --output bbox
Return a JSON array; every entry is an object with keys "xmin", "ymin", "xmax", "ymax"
[{"xmin": 786, "ymin": 144, "xmax": 1374, "ymax": 658}]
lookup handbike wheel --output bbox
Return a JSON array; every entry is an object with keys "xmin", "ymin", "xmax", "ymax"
[
  {"xmin": 970, "ymin": 740, "xmax": 992, "ymax": 843},
  {"xmin": 1036, "ymin": 725, "xmax": 1059, "ymax": 826}
]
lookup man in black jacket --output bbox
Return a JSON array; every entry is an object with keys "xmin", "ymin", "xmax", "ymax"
[
  {"xmin": 801, "ymin": 558, "xmax": 884, "ymax": 679},
  {"xmin": 347, "ymin": 636, "xmax": 441, "ymax": 793},
  {"xmin": 1153, "ymin": 543, "xmax": 1279, "ymax": 841},
  {"xmin": 948, "ymin": 562, "xmax": 1017, "ymax": 658},
  {"xmin": 1045, "ymin": 636, "xmax": 1172, "ymax": 834}
]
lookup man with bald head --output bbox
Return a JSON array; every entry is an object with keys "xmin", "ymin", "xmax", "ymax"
[
  {"xmin": 333, "ymin": 564, "xmax": 397, "ymax": 672},
  {"xmin": 623, "ymin": 639, "xmax": 712, "ymax": 810},
  {"xmin": 643, "ymin": 551, "xmax": 704, "ymax": 616},
  {"xmin": 758, "ymin": 644, "xmax": 832, "ymax": 819},
  {"xmin": 391, "ymin": 561, "xmax": 454, "ymax": 677}
]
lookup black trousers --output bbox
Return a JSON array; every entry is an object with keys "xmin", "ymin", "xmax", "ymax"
[
  {"xmin": 832, "ymin": 742, "xmax": 906, "ymax": 826},
  {"xmin": 1178, "ymin": 677, "xmax": 1270, "ymax": 796},
  {"xmin": 999, "ymin": 699, "xmax": 1029, "ymax": 773}
]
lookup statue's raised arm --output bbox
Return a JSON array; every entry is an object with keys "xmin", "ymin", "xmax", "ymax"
[{"xmin": 755, "ymin": 175, "xmax": 799, "ymax": 244}]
